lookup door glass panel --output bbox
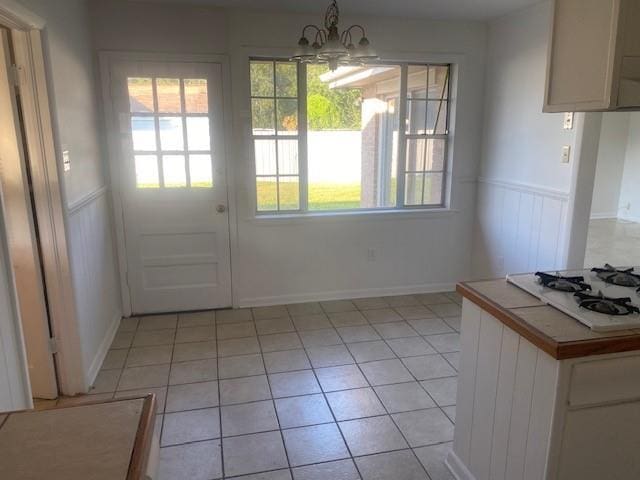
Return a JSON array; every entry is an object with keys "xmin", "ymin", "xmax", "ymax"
[
  {"xmin": 257, "ymin": 176, "xmax": 278, "ymax": 211},
  {"xmin": 131, "ymin": 117, "xmax": 156, "ymax": 151},
  {"xmin": 276, "ymin": 62, "xmax": 297, "ymax": 97},
  {"xmin": 162, "ymin": 155, "xmax": 187, "ymax": 187},
  {"xmin": 252, "ymin": 98, "xmax": 275, "ymax": 135},
  {"xmin": 135, "ymin": 155, "xmax": 160, "ymax": 188},
  {"xmin": 184, "ymin": 79, "xmax": 208, "ymax": 113},
  {"xmin": 156, "ymin": 78, "xmax": 182, "ymax": 113},
  {"xmin": 251, "ymin": 61, "xmax": 274, "ymax": 97},
  {"xmin": 278, "ymin": 176, "xmax": 300, "ymax": 210},
  {"xmin": 189, "ymin": 154, "xmax": 213, "ymax": 188},
  {"xmin": 159, "ymin": 117, "xmax": 184, "ymax": 150},
  {"xmin": 277, "ymin": 99, "xmax": 298, "ymax": 135},
  {"xmin": 254, "ymin": 140, "xmax": 277, "ymax": 175},
  {"xmin": 186, "ymin": 117, "xmax": 210, "ymax": 151},
  {"xmin": 277, "ymin": 140, "xmax": 298, "ymax": 175},
  {"xmin": 128, "ymin": 78, "xmax": 154, "ymax": 113}
]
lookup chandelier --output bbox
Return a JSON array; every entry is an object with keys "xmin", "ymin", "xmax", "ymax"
[{"xmin": 291, "ymin": 0, "xmax": 378, "ymax": 71}]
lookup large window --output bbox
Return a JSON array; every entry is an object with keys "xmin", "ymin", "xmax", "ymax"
[{"xmin": 250, "ymin": 59, "xmax": 451, "ymax": 213}]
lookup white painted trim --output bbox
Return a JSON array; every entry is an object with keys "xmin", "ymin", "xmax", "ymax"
[
  {"xmin": 477, "ymin": 176, "xmax": 570, "ymax": 200},
  {"xmin": 446, "ymin": 450, "xmax": 476, "ymax": 480},
  {"xmin": 619, "ymin": 213, "xmax": 640, "ymax": 224},
  {"xmin": 85, "ymin": 312, "xmax": 120, "ymax": 388},
  {"xmin": 67, "ymin": 185, "xmax": 108, "ymax": 216},
  {"xmin": 238, "ymin": 282, "xmax": 457, "ymax": 308},
  {"xmin": 590, "ymin": 212, "xmax": 619, "ymax": 220},
  {"xmin": 0, "ymin": 0, "xmax": 44, "ymax": 29},
  {"xmin": 99, "ymin": 51, "xmax": 235, "ymax": 316}
]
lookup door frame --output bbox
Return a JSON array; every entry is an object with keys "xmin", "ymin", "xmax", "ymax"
[
  {"xmin": 99, "ymin": 51, "xmax": 238, "ymax": 317},
  {"xmin": 0, "ymin": 2, "xmax": 85, "ymax": 396}
]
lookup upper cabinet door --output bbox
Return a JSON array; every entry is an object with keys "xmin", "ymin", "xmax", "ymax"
[{"xmin": 544, "ymin": 0, "xmax": 640, "ymax": 112}]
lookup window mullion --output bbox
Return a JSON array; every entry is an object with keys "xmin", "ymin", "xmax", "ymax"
[
  {"xmin": 396, "ymin": 64, "xmax": 409, "ymax": 208},
  {"xmin": 298, "ymin": 62, "xmax": 309, "ymax": 212}
]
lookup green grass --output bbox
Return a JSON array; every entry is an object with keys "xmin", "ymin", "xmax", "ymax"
[{"xmin": 257, "ymin": 181, "xmax": 362, "ymax": 211}]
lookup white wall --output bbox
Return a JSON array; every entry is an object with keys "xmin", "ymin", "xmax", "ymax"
[
  {"xmin": 590, "ymin": 113, "xmax": 630, "ymax": 219},
  {"xmin": 472, "ymin": 1, "xmax": 575, "ymax": 278},
  {"xmin": 16, "ymin": 0, "xmax": 122, "ymax": 390},
  {"xmin": 90, "ymin": 2, "xmax": 487, "ymax": 305},
  {"xmin": 619, "ymin": 113, "xmax": 640, "ymax": 223}
]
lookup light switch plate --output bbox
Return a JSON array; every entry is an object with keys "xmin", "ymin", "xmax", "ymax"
[
  {"xmin": 563, "ymin": 112, "xmax": 574, "ymax": 130},
  {"xmin": 561, "ymin": 145, "xmax": 571, "ymax": 163},
  {"xmin": 62, "ymin": 150, "xmax": 71, "ymax": 172}
]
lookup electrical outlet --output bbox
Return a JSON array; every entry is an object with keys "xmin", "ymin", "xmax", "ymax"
[
  {"xmin": 561, "ymin": 145, "xmax": 571, "ymax": 164},
  {"xmin": 367, "ymin": 248, "xmax": 376, "ymax": 262},
  {"xmin": 563, "ymin": 112, "xmax": 574, "ymax": 130},
  {"xmin": 63, "ymin": 150, "xmax": 71, "ymax": 172}
]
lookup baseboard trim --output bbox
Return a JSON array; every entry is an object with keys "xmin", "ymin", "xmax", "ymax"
[
  {"xmin": 619, "ymin": 213, "xmax": 640, "ymax": 224},
  {"xmin": 237, "ymin": 282, "xmax": 457, "ymax": 308},
  {"xmin": 446, "ymin": 450, "xmax": 476, "ymax": 480},
  {"xmin": 85, "ymin": 311, "xmax": 122, "ymax": 390},
  {"xmin": 590, "ymin": 212, "xmax": 618, "ymax": 220}
]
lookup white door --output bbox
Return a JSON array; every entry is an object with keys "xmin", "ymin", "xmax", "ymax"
[
  {"xmin": 0, "ymin": 29, "xmax": 57, "ymax": 401},
  {"xmin": 110, "ymin": 61, "xmax": 232, "ymax": 314}
]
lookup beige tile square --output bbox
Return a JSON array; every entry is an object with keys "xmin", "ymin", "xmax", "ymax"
[
  {"xmin": 287, "ymin": 302, "xmax": 323, "ymax": 316},
  {"xmin": 337, "ymin": 325, "xmax": 380, "ymax": 343},
  {"xmin": 126, "ymin": 345, "xmax": 173, "ymax": 367},
  {"xmin": 392, "ymin": 408, "xmax": 454, "ymax": 447},
  {"xmin": 162, "ymin": 408, "xmax": 220, "ymax": 446},
  {"xmin": 166, "ymin": 381, "xmax": 219, "ymax": 412},
  {"xmin": 259, "ymin": 332, "xmax": 302, "ymax": 352},
  {"xmin": 424, "ymin": 333, "xmax": 460, "ymax": 353},
  {"xmin": 172, "ymin": 341, "xmax": 217, "ymax": 362},
  {"xmin": 339, "ymin": 416, "xmax": 408, "ymax": 456},
  {"xmin": 352, "ymin": 297, "xmax": 389, "ymax": 310},
  {"xmin": 415, "ymin": 293, "xmax": 453, "ymax": 305},
  {"xmin": 356, "ymin": 450, "xmax": 429, "ymax": 480},
  {"xmin": 269, "ymin": 370, "xmax": 320, "ymax": 398},
  {"xmin": 117, "ymin": 364, "xmax": 170, "ymax": 390},
  {"xmin": 218, "ymin": 353, "xmax": 265, "ymax": 379},
  {"xmin": 138, "ymin": 314, "xmax": 178, "ymax": 330},
  {"xmin": 328, "ymin": 311, "xmax": 367, "ymax": 327},
  {"xmin": 408, "ymin": 318, "xmax": 454, "ymax": 336},
  {"xmin": 315, "ymin": 364, "xmax": 368, "ymax": 392},
  {"xmin": 178, "ymin": 311, "xmax": 215, "ymax": 328},
  {"xmin": 385, "ymin": 295, "xmax": 421, "ymax": 307},
  {"xmin": 420, "ymin": 377, "xmax": 458, "ymax": 407},
  {"xmin": 402, "ymin": 355, "xmax": 456, "ymax": 381},
  {"xmin": 274, "ymin": 394, "xmax": 333, "ymax": 429},
  {"xmin": 111, "ymin": 331, "xmax": 134, "ymax": 349},
  {"xmin": 220, "ymin": 375, "xmax": 271, "ymax": 405},
  {"xmin": 346, "ymin": 341, "xmax": 396, "ymax": 363},
  {"xmin": 443, "ymin": 406, "xmax": 456, "ymax": 423},
  {"xmin": 221, "ymin": 400, "xmax": 279, "ymax": 437},
  {"xmin": 263, "ymin": 349, "xmax": 311, "ymax": 374},
  {"xmin": 158, "ymin": 440, "xmax": 222, "ymax": 480},
  {"xmin": 325, "ymin": 388, "xmax": 385, "ymax": 421},
  {"xmin": 292, "ymin": 314, "xmax": 332, "ymax": 331},
  {"xmin": 306, "ymin": 345, "xmax": 354, "ymax": 368},
  {"xmin": 414, "ymin": 442, "xmax": 455, "ymax": 480},
  {"xmin": 386, "ymin": 337, "xmax": 436, "ymax": 358},
  {"xmin": 223, "ymin": 431, "xmax": 288, "ymax": 477},
  {"xmin": 320, "ymin": 300, "xmax": 357, "ymax": 313},
  {"xmin": 299, "ymin": 328, "xmax": 342, "ymax": 347},
  {"xmin": 429, "ymin": 303, "xmax": 462, "ymax": 318},
  {"xmin": 283, "ymin": 423, "xmax": 349, "ymax": 467},
  {"xmin": 373, "ymin": 322, "xmax": 419, "ymax": 340},
  {"xmin": 169, "ymin": 358, "xmax": 218, "ymax": 385},
  {"xmin": 362, "ymin": 308, "xmax": 403, "ymax": 324},
  {"xmin": 442, "ymin": 352, "xmax": 459, "ymax": 371},
  {"xmin": 175, "ymin": 326, "xmax": 216, "ymax": 344},
  {"xmin": 359, "ymin": 359, "xmax": 413, "ymax": 386},
  {"xmin": 118, "ymin": 317, "xmax": 139, "ymax": 333},
  {"xmin": 252, "ymin": 305, "xmax": 289, "ymax": 320},
  {"xmin": 219, "ymin": 337, "xmax": 261, "ymax": 357},
  {"xmin": 90, "ymin": 369, "xmax": 120, "ymax": 394},
  {"xmin": 292, "ymin": 459, "xmax": 359, "ymax": 480},
  {"xmin": 132, "ymin": 329, "xmax": 175, "ymax": 347},
  {"xmin": 217, "ymin": 308, "xmax": 253, "ymax": 324},
  {"xmin": 374, "ymin": 382, "xmax": 436, "ymax": 413},
  {"xmin": 256, "ymin": 317, "xmax": 295, "ymax": 335},
  {"xmin": 114, "ymin": 386, "xmax": 167, "ymax": 412},
  {"xmin": 217, "ymin": 322, "xmax": 256, "ymax": 340},
  {"xmin": 102, "ymin": 349, "xmax": 128, "ymax": 370},
  {"xmin": 394, "ymin": 305, "xmax": 437, "ymax": 320}
]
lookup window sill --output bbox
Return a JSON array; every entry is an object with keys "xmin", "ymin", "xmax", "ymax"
[{"xmin": 247, "ymin": 207, "xmax": 459, "ymax": 225}]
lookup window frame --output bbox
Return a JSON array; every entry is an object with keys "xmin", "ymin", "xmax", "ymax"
[{"xmin": 249, "ymin": 57, "xmax": 453, "ymax": 216}]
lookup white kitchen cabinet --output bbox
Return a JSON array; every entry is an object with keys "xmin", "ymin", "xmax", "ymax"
[{"xmin": 544, "ymin": 0, "xmax": 640, "ymax": 112}]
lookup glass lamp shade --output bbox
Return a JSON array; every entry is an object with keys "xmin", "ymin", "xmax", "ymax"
[
  {"xmin": 351, "ymin": 37, "xmax": 378, "ymax": 60},
  {"xmin": 292, "ymin": 37, "xmax": 316, "ymax": 60},
  {"xmin": 319, "ymin": 33, "xmax": 349, "ymax": 57}
]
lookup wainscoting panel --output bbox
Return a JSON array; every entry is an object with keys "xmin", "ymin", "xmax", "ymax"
[
  {"xmin": 67, "ymin": 187, "xmax": 122, "ymax": 387},
  {"xmin": 472, "ymin": 178, "xmax": 570, "ymax": 279}
]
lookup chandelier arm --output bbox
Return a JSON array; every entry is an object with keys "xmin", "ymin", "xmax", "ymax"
[
  {"xmin": 301, "ymin": 24, "xmax": 322, "ymax": 38},
  {"xmin": 315, "ymin": 29, "xmax": 328, "ymax": 45},
  {"xmin": 345, "ymin": 24, "xmax": 367, "ymax": 39}
]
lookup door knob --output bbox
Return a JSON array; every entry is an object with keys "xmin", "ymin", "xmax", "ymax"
[{"xmin": 216, "ymin": 204, "xmax": 226, "ymax": 213}]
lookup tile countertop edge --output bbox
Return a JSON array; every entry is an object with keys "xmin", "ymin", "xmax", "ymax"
[{"xmin": 457, "ymin": 281, "xmax": 640, "ymax": 360}]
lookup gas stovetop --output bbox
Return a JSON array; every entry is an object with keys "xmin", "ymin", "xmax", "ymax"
[{"xmin": 507, "ymin": 265, "xmax": 640, "ymax": 332}]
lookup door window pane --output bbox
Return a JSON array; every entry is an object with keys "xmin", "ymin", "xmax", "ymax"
[
  {"xmin": 278, "ymin": 176, "xmax": 300, "ymax": 210},
  {"xmin": 406, "ymin": 99, "xmax": 427, "ymax": 134},
  {"xmin": 276, "ymin": 62, "xmax": 297, "ymax": 97},
  {"xmin": 162, "ymin": 155, "xmax": 187, "ymax": 187},
  {"xmin": 407, "ymin": 66, "xmax": 428, "ymax": 99},
  {"xmin": 277, "ymin": 99, "xmax": 298, "ymax": 135},
  {"xmin": 277, "ymin": 140, "xmax": 298, "ymax": 175},
  {"xmin": 254, "ymin": 140, "xmax": 277, "ymax": 175},
  {"xmin": 186, "ymin": 117, "xmax": 210, "ymax": 151},
  {"xmin": 189, "ymin": 155, "xmax": 213, "ymax": 188},
  {"xmin": 428, "ymin": 66, "xmax": 449, "ymax": 99},
  {"xmin": 257, "ymin": 177, "xmax": 278, "ymax": 211},
  {"xmin": 156, "ymin": 78, "xmax": 182, "ymax": 113},
  {"xmin": 252, "ymin": 99, "xmax": 275, "ymax": 135},
  {"xmin": 184, "ymin": 79, "xmax": 208, "ymax": 113},
  {"xmin": 135, "ymin": 155, "xmax": 159, "ymax": 188},
  {"xmin": 251, "ymin": 61, "xmax": 274, "ymax": 97},
  {"xmin": 159, "ymin": 117, "xmax": 184, "ymax": 150},
  {"xmin": 131, "ymin": 117, "xmax": 156, "ymax": 151},
  {"xmin": 426, "ymin": 100, "xmax": 448, "ymax": 134},
  {"xmin": 128, "ymin": 78, "xmax": 154, "ymax": 113}
]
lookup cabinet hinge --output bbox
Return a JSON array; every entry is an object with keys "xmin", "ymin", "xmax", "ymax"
[{"xmin": 48, "ymin": 337, "xmax": 58, "ymax": 354}]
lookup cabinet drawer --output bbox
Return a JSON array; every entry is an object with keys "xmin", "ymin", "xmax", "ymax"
[{"xmin": 569, "ymin": 355, "xmax": 640, "ymax": 407}]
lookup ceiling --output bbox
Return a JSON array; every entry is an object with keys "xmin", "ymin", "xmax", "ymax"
[{"xmin": 133, "ymin": 0, "xmax": 543, "ymax": 21}]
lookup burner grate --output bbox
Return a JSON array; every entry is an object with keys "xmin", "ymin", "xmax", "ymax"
[
  {"xmin": 574, "ymin": 291, "xmax": 640, "ymax": 316},
  {"xmin": 535, "ymin": 272, "xmax": 591, "ymax": 292},
  {"xmin": 591, "ymin": 264, "xmax": 640, "ymax": 288}
]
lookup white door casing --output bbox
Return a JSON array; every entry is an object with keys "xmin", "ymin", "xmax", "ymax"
[
  {"xmin": 110, "ymin": 61, "xmax": 232, "ymax": 314},
  {"xmin": 0, "ymin": 29, "xmax": 57, "ymax": 400}
]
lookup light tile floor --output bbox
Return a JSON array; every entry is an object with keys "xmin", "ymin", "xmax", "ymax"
[
  {"xmin": 71, "ymin": 292, "xmax": 463, "ymax": 479},
  {"xmin": 584, "ymin": 218, "xmax": 640, "ymax": 267}
]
